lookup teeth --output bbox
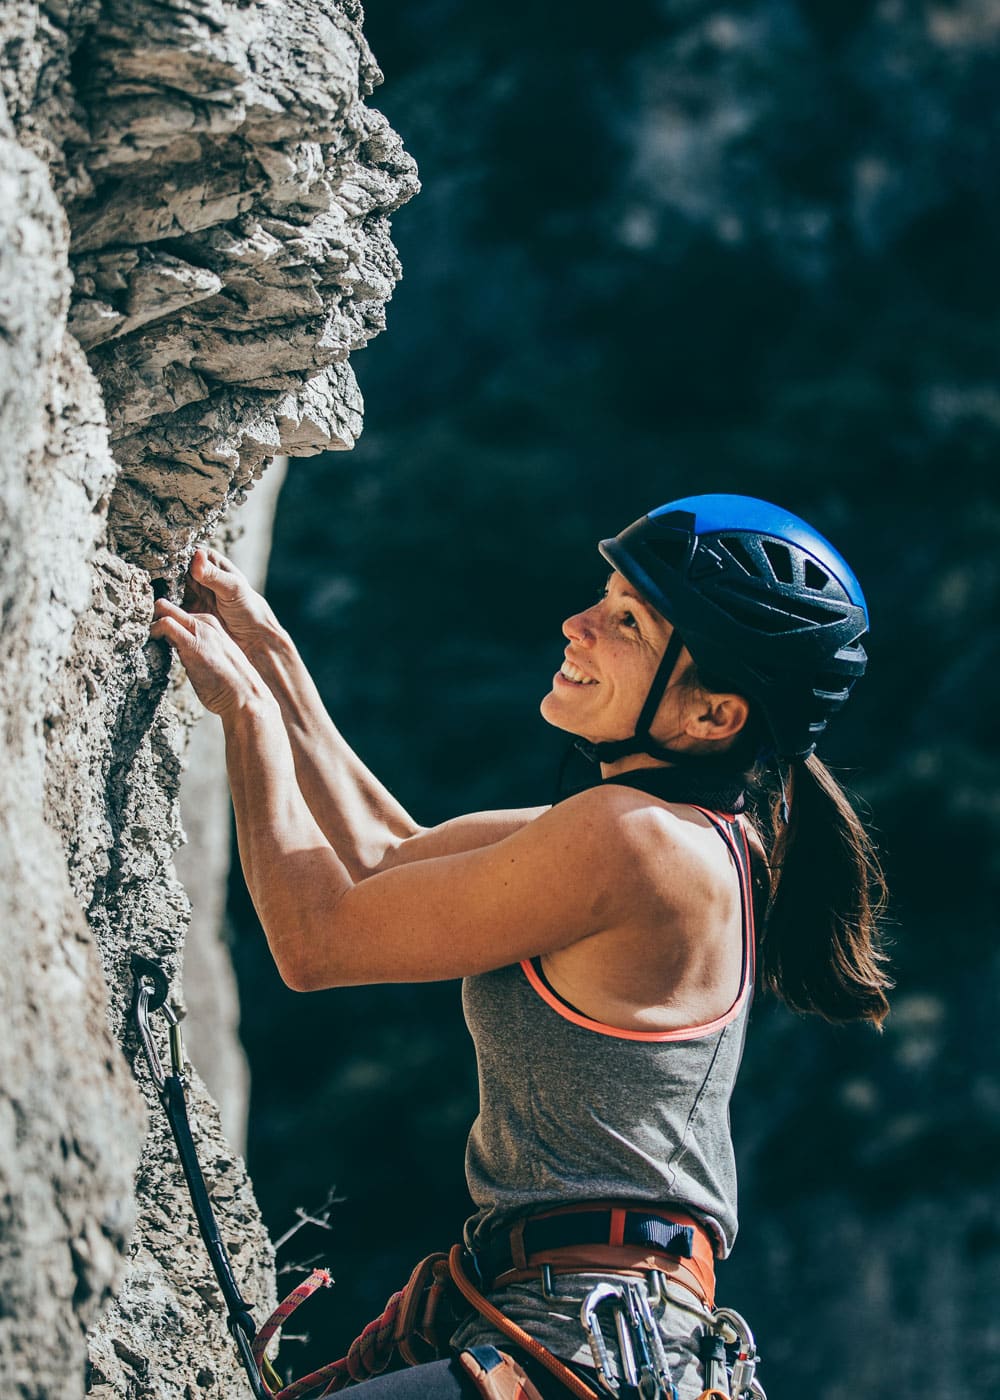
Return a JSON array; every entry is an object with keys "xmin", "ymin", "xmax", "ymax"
[{"xmin": 561, "ymin": 661, "xmax": 597, "ymax": 684}]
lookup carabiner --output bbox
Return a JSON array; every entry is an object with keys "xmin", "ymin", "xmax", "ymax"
[
  {"xmin": 131, "ymin": 954, "xmax": 184, "ymax": 1093},
  {"xmin": 580, "ymin": 1281, "xmax": 626, "ymax": 1396},
  {"xmin": 706, "ymin": 1307, "xmax": 765, "ymax": 1400}
]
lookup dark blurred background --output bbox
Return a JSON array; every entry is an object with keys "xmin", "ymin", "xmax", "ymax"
[{"xmin": 230, "ymin": 3, "xmax": 1000, "ymax": 1396}]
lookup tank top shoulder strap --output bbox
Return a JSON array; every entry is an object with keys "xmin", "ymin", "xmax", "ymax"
[{"xmin": 687, "ymin": 807, "xmax": 756, "ymax": 988}]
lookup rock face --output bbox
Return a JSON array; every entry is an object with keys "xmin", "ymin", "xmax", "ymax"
[{"xmin": 0, "ymin": 1, "xmax": 416, "ymax": 1396}]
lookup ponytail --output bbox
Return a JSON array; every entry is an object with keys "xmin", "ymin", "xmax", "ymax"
[{"xmin": 754, "ymin": 754, "xmax": 891, "ymax": 1029}]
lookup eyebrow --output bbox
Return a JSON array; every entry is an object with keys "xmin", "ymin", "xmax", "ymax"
[{"xmin": 606, "ymin": 573, "xmax": 658, "ymax": 618}]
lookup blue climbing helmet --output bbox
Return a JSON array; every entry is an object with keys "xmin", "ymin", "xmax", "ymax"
[{"xmin": 593, "ymin": 493, "xmax": 869, "ymax": 763}]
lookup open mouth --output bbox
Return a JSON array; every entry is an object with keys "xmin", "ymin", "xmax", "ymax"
[{"xmin": 557, "ymin": 660, "xmax": 598, "ymax": 686}]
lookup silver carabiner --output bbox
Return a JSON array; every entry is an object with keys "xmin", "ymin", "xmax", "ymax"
[
  {"xmin": 581, "ymin": 1282, "xmax": 626, "ymax": 1396},
  {"xmin": 707, "ymin": 1307, "xmax": 765, "ymax": 1400},
  {"xmin": 581, "ymin": 1280, "xmax": 677, "ymax": 1400},
  {"xmin": 131, "ymin": 954, "xmax": 184, "ymax": 1092},
  {"xmin": 629, "ymin": 1280, "xmax": 675, "ymax": 1398}
]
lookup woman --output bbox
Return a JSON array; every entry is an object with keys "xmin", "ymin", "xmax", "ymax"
[{"xmin": 151, "ymin": 493, "xmax": 890, "ymax": 1400}]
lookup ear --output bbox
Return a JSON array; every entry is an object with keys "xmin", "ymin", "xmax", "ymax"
[{"xmin": 686, "ymin": 691, "xmax": 751, "ymax": 746}]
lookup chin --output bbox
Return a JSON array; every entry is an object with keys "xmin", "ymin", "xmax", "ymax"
[{"xmin": 540, "ymin": 689, "xmax": 584, "ymax": 737}]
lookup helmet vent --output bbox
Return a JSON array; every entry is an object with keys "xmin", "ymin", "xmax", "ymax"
[
  {"xmin": 783, "ymin": 598, "xmax": 847, "ymax": 626},
  {"xmin": 718, "ymin": 595, "xmax": 845, "ymax": 633},
  {"xmin": 804, "ymin": 559, "xmax": 831, "ymax": 591},
  {"xmin": 718, "ymin": 599, "xmax": 797, "ymax": 634},
  {"xmin": 762, "ymin": 540, "xmax": 795, "ymax": 584},
  {"xmin": 719, "ymin": 536, "xmax": 757, "ymax": 576}
]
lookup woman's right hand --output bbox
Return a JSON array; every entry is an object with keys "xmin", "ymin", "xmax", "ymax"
[{"xmin": 183, "ymin": 547, "xmax": 281, "ymax": 653}]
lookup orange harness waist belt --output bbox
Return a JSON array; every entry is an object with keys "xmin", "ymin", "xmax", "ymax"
[{"xmin": 472, "ymin": 1203, "xmax": 717, "ymax": 1310}]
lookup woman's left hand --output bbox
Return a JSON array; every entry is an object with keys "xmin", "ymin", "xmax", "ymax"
[{"xmin": 151, "ymin": 597, "xmax": 273, "ymax": 719}]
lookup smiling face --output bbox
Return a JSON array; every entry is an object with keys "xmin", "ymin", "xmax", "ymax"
[
  {"xmin": 540, "ymin": 572, "xmax": 685, "ymax": 749},
  {"xmin": 540, "ymin": 571, "xmax": 752, "ymax": 769}
]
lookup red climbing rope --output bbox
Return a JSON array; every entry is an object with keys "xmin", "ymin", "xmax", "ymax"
[{"xmin": 252, "ymin": 1269, "xmax": 407, "ymax": 1400}]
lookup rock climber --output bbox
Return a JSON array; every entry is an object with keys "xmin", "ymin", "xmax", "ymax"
[{"xmin": 150, "ymin": 493, "xmax": 890, "ymax": 1400}]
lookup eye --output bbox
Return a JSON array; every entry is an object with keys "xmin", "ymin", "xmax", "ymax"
[{"xmin": 620, "ymin": 610, "xmax": 639, "ymax": 630}]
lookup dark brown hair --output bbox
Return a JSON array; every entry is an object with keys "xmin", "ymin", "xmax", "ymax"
[
  {"xmin": 682, "ymin": 665, "xmax": 892, "ymax": 1028},
  {"xmin": 753, "ymin": 754, "xmax": 891, "ymax": 1028}
]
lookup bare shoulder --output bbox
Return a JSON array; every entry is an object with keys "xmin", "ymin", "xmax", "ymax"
[
  {"xmin": 551, "ymin": 783, "xmax": 728, "ymax": 902},
  {"xmin": 538, "ymin": 787, "xmax": 747, "ymax": 1028}
]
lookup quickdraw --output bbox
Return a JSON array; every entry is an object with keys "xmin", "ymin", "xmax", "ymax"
[
  {"xmin": 131, "ymin": 955, "xmax": 278, "ymax": 1399},
  {"xmin": 130, "ymin": 956, "xmax": 460, "ymax": 1400}
]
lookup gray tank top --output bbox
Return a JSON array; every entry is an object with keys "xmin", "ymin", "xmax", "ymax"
[{"xmin": 461, "ymin": 807, "xmax": 755, "ymax": 1260}]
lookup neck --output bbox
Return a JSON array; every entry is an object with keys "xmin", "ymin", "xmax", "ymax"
[
  {"xmin": 599, "ymin": 762, "xmax": 748, "ymax": 815},
  {"xmin": 599, "ymin": 753, "xmax": 676, "ymax": 781}
]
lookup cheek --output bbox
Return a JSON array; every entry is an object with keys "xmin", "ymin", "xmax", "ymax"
[{"xmin": 602, "ymin": 646, "xmax": 651, "ymax": 701}]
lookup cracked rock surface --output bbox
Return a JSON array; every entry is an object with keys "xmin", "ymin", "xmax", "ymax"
[{"xmin": 0, "ymin": 0, "xmax": 416, "ymax": 1395}]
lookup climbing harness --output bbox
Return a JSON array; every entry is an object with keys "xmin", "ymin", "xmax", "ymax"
[{"xmin": 130, "ymin": 957, "xmax": 765, "ymax": 1400}]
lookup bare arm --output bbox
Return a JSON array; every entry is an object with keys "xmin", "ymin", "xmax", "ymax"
[
  {"xmin": 150, "ymin": 594, "xmax": 637, "ymax": 991},
  {"xmin": 222, "ymin": 694, "xmax": 629, "ymax": 991},
  {"xmin": 182, "ymin": 550, "xmax": 545, "ymax": 876},
  {"xmin": 244, "ymin": 621, "xmax": 420, "ymax": 876}
]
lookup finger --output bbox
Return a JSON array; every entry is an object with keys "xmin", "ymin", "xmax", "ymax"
[
  {"xmin": 150, "ymin": 613, "xmax": 192, "ymax": 646},
  {"xmin": 191, "ymin": 548, "xmax": 242, "ymax": 600},
  {"xmin": 205, "ymin": 547, "xmax": 238, "ymax": 573},
  {"xmin": 152, "ymin": 597, "xmax": 199, "ymax": 633},
  {"xmin": 181, "ymin": 578, "xmax": 216, "ymax": 613}
]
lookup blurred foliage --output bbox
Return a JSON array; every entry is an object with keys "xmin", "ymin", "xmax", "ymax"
[{"xmin": 230, "ymin": 2, "xmax": 1000, "ymax": 1392}]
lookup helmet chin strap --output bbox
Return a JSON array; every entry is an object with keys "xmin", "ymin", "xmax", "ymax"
[{"xmin": 574, "ymin": 631, "xmax": 724, "ymax": 767}]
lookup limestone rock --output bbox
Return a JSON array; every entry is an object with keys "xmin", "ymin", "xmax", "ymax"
[
  {"xmin": 62, "ymin": 0, "xmax": 417, "ymax": 580},
  {"xmin": 0, "ymin": 0, "xmax": 416, "ymax": 1394},
  {"xmin": 0, "ymin": 116, "xmax": 144, "ymax": 1400}
]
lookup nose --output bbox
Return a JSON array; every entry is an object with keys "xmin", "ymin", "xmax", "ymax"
[{"xmin": 562, "ymin": 605, "xmax": 597, "ymax": 645}]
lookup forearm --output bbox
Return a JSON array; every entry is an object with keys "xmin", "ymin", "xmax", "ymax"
[
  {"xmin": 245, "ymin": 625, "xmax": 421, "ymax": 877},
  {"xmin": 223, "ymin": 696, "xmax": 353, "ymax": 988}
]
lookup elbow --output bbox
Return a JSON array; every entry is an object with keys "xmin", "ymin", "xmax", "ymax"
[
  {"xmin": 278, "ymin": 962, "xmax": 314, "ymax": 994},
  {"xmin": 268, "ymin": 931, "xmax": 319, "ymax": 993},
  {"xmin": 275, "ymin": 948, "xmax": 327, "ymax": 993},
  {"xmin": 265, "ymin": 895, "xmax": 353, "ymax": 992},
  {"xmin": 275, "ymin": 945, "xmax": 341, "ymax": 993}
]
